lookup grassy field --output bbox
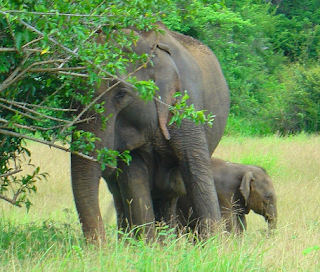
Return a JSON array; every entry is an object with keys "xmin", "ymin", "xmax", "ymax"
[{"xmin": 0, "ymin": 134, "xmax": 320, "ymax": 271}]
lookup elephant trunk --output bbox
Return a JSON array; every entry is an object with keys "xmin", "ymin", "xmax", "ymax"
[
  {"xmin": 71, "ymin": 154, "xmax": 105, "ymax": 242},
  {"xmin": 71, "ymin": 116, "xmax": 116, "ymax": 243},
  {"xmin": 266, "ymin": 206, "xmax": 277, "ymax": 230},
  {"xmin": 267, "ymin": 217, "xmax": 277, "ymax": 230}
]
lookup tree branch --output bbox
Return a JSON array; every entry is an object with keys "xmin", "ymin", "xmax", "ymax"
[
  {"xmin": 0, "ymin": 169, "xmax": 22, "ymax": 178},
  {"xmin": 0, "ymin": 58, "xmax": 70, "ymax": 92},
  {"xmin": 0, "ymin": 101, "xmax": 73, "ymax": 124},
  {"xmin": 0, "ymin": 129, "xmax": 117, "ymax": 168},
  {"xmin": 11, "ymin": 100, "xmax": 77, "ymax": 112},
  {"xmin": 0, "ymin": 51, "xmax": 32, "ymax": 92},
  {"xmin": 4, "ymin": 10, "xmax": 111, "ymax": 17},
  {"xmin": 0, "ymin": 193, "xmax": 22, "ymax": 207},
  {"xmin": 0, "ymin": 48, "xmax": 42, "ymax": 52},
  {"xmin": 28, "ymin": 66, "xmax": 86, "ymax": 73}
]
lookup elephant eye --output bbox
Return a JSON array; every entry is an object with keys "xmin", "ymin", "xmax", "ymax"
[
  {"xmin": 115, "ymin": 89, "xmax": 127, "ymax": 99},
  {"xmin": 265, "ymin": 194, "xmax": 272, "ymax": 200}
]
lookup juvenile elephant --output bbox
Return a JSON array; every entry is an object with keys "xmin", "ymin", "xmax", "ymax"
[
  {"xmin": 176, "ymin": 158, "xmax": 277, "ymax": 233},
  {"xmin": 71, "ymin": 22, "xmax": 230, "ymax": 241}
]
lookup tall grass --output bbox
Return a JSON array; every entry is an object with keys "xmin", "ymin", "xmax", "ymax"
[{"xmin": 0, "ymin": 134, "xmax": 320, "ymax": 271}]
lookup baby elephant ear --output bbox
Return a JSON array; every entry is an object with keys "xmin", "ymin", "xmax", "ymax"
[{"xmin": 240, "ymin": 170, "xmax": 254, "ymax": 206}]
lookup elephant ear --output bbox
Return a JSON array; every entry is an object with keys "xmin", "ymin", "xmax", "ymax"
[
  {"xmin": 154, "ymin": 43, "xmax": 182, "ymax": 141},
  {"xmin": 239, "ymin": 170, "xmax": 254, "ymax": 207}
]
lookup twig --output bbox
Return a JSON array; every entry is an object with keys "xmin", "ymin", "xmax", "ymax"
[
  {"xmin": 58, "ymin": 71, "xmax": 91, "ymax": 78},
  {"xmin": 4, "ymin": 10, "xmax": 111, "ymax": 17},
  {"xmin": 0, "ymin": 102, "xmax": 71, "ymax": 124},
  {"xmin": 28, "ymin": 66, "xmax": 86, "ymax": 73},
  {"xmin": 0, "ymin": 48, "xmax": 42, "ymax": 52},
  {"xmin": 0, "ymin": 118, "xmax": 37, "ymax": 131},
  {"xmin": 0, "ymin": 58, "xmax": 69, "ymax": 92},
  {"xmin": 0, "ymin": 116, "xmax": 95, "ymax": 131},
  {"xmin": 0, "ymin": 193, "xmax": 22, "ymax": 207},
  {"xmin": 22, "ymin": 37, "xmax": 44, "ymax": 49},
  {"xmin": 0, "ymin": 129, "xmax": 117, "ymax": 168},
  {"xmin": 0, "ymin": 51, "xmax": 32, "ymax": 92},
  {"xmin": 8, "ymin": 100, "xmax": 77, "ymax": 112},
  {"xmin": 37, "ymin": 82, "xmax": 68, "ymax": 107},
  {"xmin": 0, "ymin": 169, "xmax": 22, "ymax": 178}
]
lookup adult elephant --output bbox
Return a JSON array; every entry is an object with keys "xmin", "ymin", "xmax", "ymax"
[{"xmin": 71, "ymin": 22, "xmax": 230, "ymax": 242}]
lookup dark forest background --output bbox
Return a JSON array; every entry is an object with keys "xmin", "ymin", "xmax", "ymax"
[{"xmin": 164, "ymin": 0, "xmax": 320, "ymax": 135}]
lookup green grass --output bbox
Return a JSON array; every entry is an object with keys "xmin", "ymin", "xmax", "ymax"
[
  {"xmin": 1, "ymin": 134, "xmax": 320, "ymax": 271},
  {"xmin": 0, "ymin": 220, "xmax": 265, "ymax": 271}
]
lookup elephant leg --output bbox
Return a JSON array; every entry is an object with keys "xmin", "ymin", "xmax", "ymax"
[
  {"xmin": 118, "ymin": 152, "xmax": 155, "ymax": 239},
  {"xmin": 170, "ymin": 122, "xmax": 221, "ymax": 232},
  {"xmin": 153, "ymin": 197, "xmax": 179, "ymax": 229},
  {"xmin": 103, "ymin": 172, "xmax": 126, "ymax": 230},
  {"xmin": 71, "ymin": 154, "xmax": 105, "ymax": 242}
]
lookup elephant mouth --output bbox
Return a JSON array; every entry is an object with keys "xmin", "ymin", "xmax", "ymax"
[{"xmin": 265, "ymin": 214, "xmax": 277, "ymax": 229}]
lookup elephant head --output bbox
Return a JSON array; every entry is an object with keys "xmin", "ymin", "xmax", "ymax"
[{"xmin": 239, "ymin": 167, "xmax": 277, "ymax": 230}]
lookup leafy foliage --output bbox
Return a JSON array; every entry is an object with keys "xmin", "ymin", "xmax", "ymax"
[
  {"xmin": 168, "ymin": 91, "xmax": 215, "ymax": 127},
  {"xmin": 274, "ymin": 64, "xmax": 320, "ymax": 133},
  {"xmin": 164, "ymin": 0, "xmax": 320, "ymax": 135},
  {"xmin": 0, "ymin": 0, "xmax": 171, "ymax": 208},
  {"xmin": 0, "ymin": 0, "xmax": 214, "ymax": 208}
]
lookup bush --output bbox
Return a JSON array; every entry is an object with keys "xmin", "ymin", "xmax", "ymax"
[
  {"xmin": 272, "ymin": 64, "xmax": 320, "ymax": 134},
  {"xmin": 164, "ymin": 0, "xmax": 285, "ymax": 135}
]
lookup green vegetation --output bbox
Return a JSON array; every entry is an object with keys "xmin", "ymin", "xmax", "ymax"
[
  {"xmin": 164, "ymin": 0, "xmax": 320, "ymax": 135},
  {"xmin": 1, "ymin": 2, "xmax": 320, "ymax": 267},
  {"xmin": 1, "ymin": 0, "xmax": 172, "ymax": 207}
]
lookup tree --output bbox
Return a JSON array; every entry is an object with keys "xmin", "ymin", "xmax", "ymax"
[
  {"xmin": 0, "ymin": 0, "xmax": 168, "ymax": 208},
  {"xmin": 0, "ymin": 0, "xmax": 213, "ymax": 208}
]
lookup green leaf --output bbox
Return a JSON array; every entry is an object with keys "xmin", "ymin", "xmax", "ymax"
[
  {"xmin": 15, "ymin": 32, "xmax": 23, "ymax": 51},
  {"xmin": 303, "ymin": 246, "xmax": 320, "ymax": 255}
]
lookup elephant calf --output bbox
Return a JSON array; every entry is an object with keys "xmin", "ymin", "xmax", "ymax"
[{"xmin": 176, "ymin": 157, "xmax": 277, "ymax": 233}]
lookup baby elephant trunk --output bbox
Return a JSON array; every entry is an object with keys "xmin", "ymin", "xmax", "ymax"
[
  {"xmin": 266, "ymin": 206, "xmax": 277, "ymax": 230},
  {"xmin": 267, "ymin": 217, "xmax": 277, "ymax": 230}
]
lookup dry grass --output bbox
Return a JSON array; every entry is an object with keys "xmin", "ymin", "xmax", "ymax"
[
  {"xmin": 1, "ymin": 134, "xmax": 320, "ymax": 270},
  {"xmin": 0, "ymin": 142, "xmax": 115, "ymax": 225}
]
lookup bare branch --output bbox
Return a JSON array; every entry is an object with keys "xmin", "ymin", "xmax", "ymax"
[
  {"xmin": 0, "ymin": 48, "xmax": 42, "ymax": 53},
  {"xmin": 0, "ymin": 193, "xmax": 22, "ymax": 207},
  {"xmin": 0, "ymin": 51, "xmax": 32, "ymax": 92},
  {"xmin": 0, "ymin": 118, "xmax": 37, "ymax": 131},
  {"xmin": 28, "ymin": 66, "xmax": 86, "ymax": 73},
  {"xmin": 0, "ymin": 102, "xmax": 72, "ymax": 124},
  {"xmin": 0, "ymin": 129, "xmax": 117, "ymax": 168},
  {"xmin": 0, "ymin": 169, "xmax": 22, "ymax": 178},
  {"xmin": 11, "ymin": 100, "xmax": 77, "ymax": 112},
  {"xmin": 4, "ymin": 10, "xmax": 111, "ymax": 17},
  {"xmin": 0, "ymin": 58, "xmax": 70, "ymax": 92},
  {"xmin": 58, "ymin": 71, "xmax": 91, "ymax": 78},
  {"xmin": 22, "ymin": 36, "xmax": 44, "ymax": 49}
]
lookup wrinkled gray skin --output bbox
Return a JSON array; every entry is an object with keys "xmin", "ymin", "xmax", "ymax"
[
  {"xmin": 176, "ymin": 158, "xmax": 277, "ymax": 232},
  {"xmin": 71, "ymin": 23, "xmax": 230, "ymax": 242}
]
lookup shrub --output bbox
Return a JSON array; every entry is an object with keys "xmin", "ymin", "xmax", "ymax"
[{"xmin": 273, "ymin": 64, "xmax": 320, "ymax": 134}]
